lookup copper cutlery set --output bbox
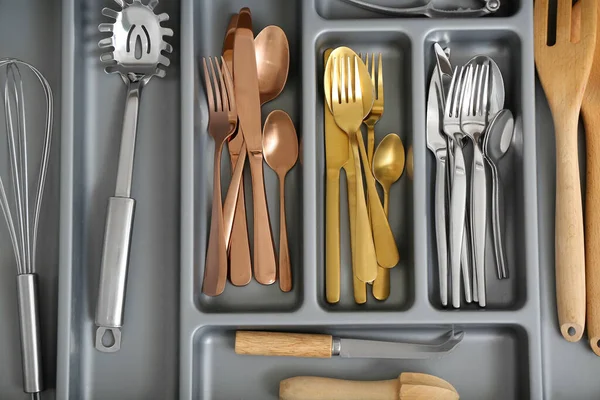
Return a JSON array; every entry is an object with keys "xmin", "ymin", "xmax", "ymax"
[
  {"xmin": 324, "ymin": 47, "xmax": 406, "ymax": 305},
  {"xmin": 535, "ymin": 0, "xmax": 600, "ymax": 355},
  {"xmin": 201, "ymin": 8, "xmax": 298, "ymax": 296}
]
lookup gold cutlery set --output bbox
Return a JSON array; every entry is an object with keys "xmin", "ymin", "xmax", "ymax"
[
  {"xmin": 324, "ymin": 47, "xmax": 405, "ymax": 304},
  {"xmin": 201, "ymin": 8, "xmax": 298, "ymax": 296}
]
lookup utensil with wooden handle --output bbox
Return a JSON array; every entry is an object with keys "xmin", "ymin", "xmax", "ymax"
[
  {"xmin": 279, "ymin": 374, "xmax": 459, "ymax": 400},
  {"xmin": 535, "ymin": 0, "xmax": 597, "ymax": 342},
  {"xmin": 234, "ymin": 330, "xmax": 463, "ymax": 359},
  {"xmin": 573, "ymin": 0, "xmax": 600, "ymax": 355}
]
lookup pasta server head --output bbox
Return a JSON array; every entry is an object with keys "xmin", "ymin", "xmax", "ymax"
[{"xmin": 98, "ymin": 0, "xmax": 173, "ymax": 83}]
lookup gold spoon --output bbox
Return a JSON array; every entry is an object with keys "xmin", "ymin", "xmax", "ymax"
[
  {"xmin": 372, "ymin": 133, "xmax": 405, "ymax": 300},
  {"xmin": 263, "ymin": 110, "xmax": 298, "ymax": 292}
]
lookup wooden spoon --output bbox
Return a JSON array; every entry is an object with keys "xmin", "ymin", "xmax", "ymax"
[{"xmin": 573, "ymin": 0, "xmax": 600, "ymax": 355}]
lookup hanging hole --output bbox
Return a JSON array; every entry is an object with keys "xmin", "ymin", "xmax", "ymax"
[
  {"xmin": 102, "ymin": 329, "xmax": 116, "ymax": 347},
  {"xmin": 568, "ymin": 326, "xmax": 576, "ymax": 337}
]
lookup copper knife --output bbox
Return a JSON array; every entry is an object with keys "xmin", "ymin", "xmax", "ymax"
[
  {"xmin": 233, "ymin": 8, "xmax": 277, "ymax": 285},
  {"xmin": 223, "ymin": 14, "xmax": 252, "ymax": 287}
]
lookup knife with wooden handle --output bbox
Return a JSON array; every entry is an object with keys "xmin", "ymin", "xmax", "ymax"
[
  {"xmin": 234, "ymin": 330, "xmax": 463, "ymax": 359},
  {"xmin": 233, "ymin": 8, "xmax": 277, "ymax": 285}
]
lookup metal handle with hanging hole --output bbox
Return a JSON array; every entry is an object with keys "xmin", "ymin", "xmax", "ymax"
[{"xmin": 95, "ymin": 196, "xmax": 135, "ymax": 352}]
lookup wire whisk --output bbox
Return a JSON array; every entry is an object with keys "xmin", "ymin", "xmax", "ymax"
[{"xmin": 0, "ymin": 58, "xmax": 53, "ymax": 400}]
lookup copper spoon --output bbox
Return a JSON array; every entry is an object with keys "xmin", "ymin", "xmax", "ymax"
[
  {"xmin": 255, "ymin": 25, "xmax": 290, "ymax": 105},
  {"xmin": 263, "ymin": 110, "xmax": 298, "ymax": 292}
]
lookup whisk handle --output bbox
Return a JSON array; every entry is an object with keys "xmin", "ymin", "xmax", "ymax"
[
  {"xmin": 95, "ymin": 196, "xmax": 135, "ymax": 352},
  {"xmin": 17, "ymin": 274, "xmax": 43, "ymax": 394}
]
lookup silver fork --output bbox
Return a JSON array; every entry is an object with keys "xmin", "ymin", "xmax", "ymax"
[
  {"xmin": 443, "ymin": 66, "xmax": 468, "ymax": 309},
  {"xmin": 461, "ymin": 62, "xmax": 491, "ymax": 308}
]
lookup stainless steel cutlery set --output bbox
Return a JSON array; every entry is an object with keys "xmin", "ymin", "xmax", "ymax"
[{"xmin": 427, "ymin": 43, "xmax": 514, "ymax": 309}]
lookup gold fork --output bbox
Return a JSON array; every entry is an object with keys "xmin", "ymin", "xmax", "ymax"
[
  {"xmin": 361, "ymin": 53, "xmax": 390, "ymax": 299},
  {"xmin": 202, "ymin": 57, "xmax": 238, "ymax": 297},
  {"xmin": 330, "ymin": 54, "xmax": 378, "ymax": 283},
  {"xmin": 361, "ymin": 53, "xmax": 384, "ymax": 166}
]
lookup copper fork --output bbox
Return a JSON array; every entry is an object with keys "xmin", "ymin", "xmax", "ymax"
[{"xmin": 202, "ymin": 56, "xmax": 238, "ymax": 297}]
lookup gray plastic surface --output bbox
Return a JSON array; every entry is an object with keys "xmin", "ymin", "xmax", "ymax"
[
  {"xmin": 0, "ymin": 0, "xmax": 588, "ymax": 399},
  {"xmin": 180, "ymin": 0, "xmax": 543, "ymax": 399}
]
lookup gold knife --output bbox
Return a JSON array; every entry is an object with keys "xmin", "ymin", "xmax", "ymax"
[
  {"xmin": 324, "ymin": 49, "xmax": 366, "ymax": 304},
  {"xmin": 223, "ymin": 14, "xmax": 252, "ymax": 287},
  {"xmin": 233, "ymin": 8, "xmax": 277, "ymax": 285}
]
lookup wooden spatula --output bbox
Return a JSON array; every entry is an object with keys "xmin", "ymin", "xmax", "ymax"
[
  {"xmin": 573, "ymin": 0, "xmax": 600, "ymax": 356},
  {"xmin": 535, "ymin": 0, "xmax": 598, "ymax": 342},
  {"xmin": 279, "ymin": 373, "xmax": 459, "ymax": 400}
]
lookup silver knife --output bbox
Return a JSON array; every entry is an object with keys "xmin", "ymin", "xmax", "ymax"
[
  {"xmin": 235, "ymin": 330, "xmax": 464, "ymax": 359},
  {"xmin": 427, "ymin": 63, "xmax": 450, "ymax": 307}
]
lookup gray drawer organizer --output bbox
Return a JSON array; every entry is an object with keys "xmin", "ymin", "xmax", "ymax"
[{"xmin": 0, "ymin": 0, "xmax": 598, "ymax": 399}]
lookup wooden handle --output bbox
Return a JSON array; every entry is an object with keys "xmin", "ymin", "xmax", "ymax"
[
  {"xmin": 235, "ymin": 331, "xmax": 332, "ymax": 358},
  {"xmin": 400, "ymin": 384, "xmax": 459, "ymax": 400},
  {"xmin": 583, "ymin": 101, "xmax": 600, "ymax": 354},
  {"xmin": 553, "ymin": 110, "xmax": 586, "ymax": 342},
  {"xmin": 279, "ymin": 376, "xmax": 398, "ymax": 400},
  {"xmin": 399, "ymin": 373, "xmax": 457, "ymax": 394}
]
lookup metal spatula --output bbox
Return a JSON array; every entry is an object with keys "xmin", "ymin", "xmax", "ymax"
[{"xmin": 94, "ymin": 0, "xmax": 173, "ymax": 353}]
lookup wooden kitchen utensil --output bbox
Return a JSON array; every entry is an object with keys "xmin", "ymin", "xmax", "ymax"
[
  {"xmin": 279, "ymin": 374, "xmax": 459, "ymax": 400},
  {"xmin": 534, "ymin": 0, "xmax": 597, "ymax": 342},
  {"xmin": 573, "ymin": 0, "xmax": 600, "ymax": 355}
]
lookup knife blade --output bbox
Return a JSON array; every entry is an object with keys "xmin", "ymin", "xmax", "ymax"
[
  {"xmin": 234, "ymin": 330, "xmax": 464, "ymax": 359},
  {"xmin": 233, "ymin": 7, "xmax": 277, "ymax": 285},
  {"xmin": 222, "ymin": 13, "xmax": 252, "ymax": 287}
]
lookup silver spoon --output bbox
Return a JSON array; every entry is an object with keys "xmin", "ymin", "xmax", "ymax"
[{"xmin": 483, "ymin": 109, "xmax": 514, "ymax": 280}]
